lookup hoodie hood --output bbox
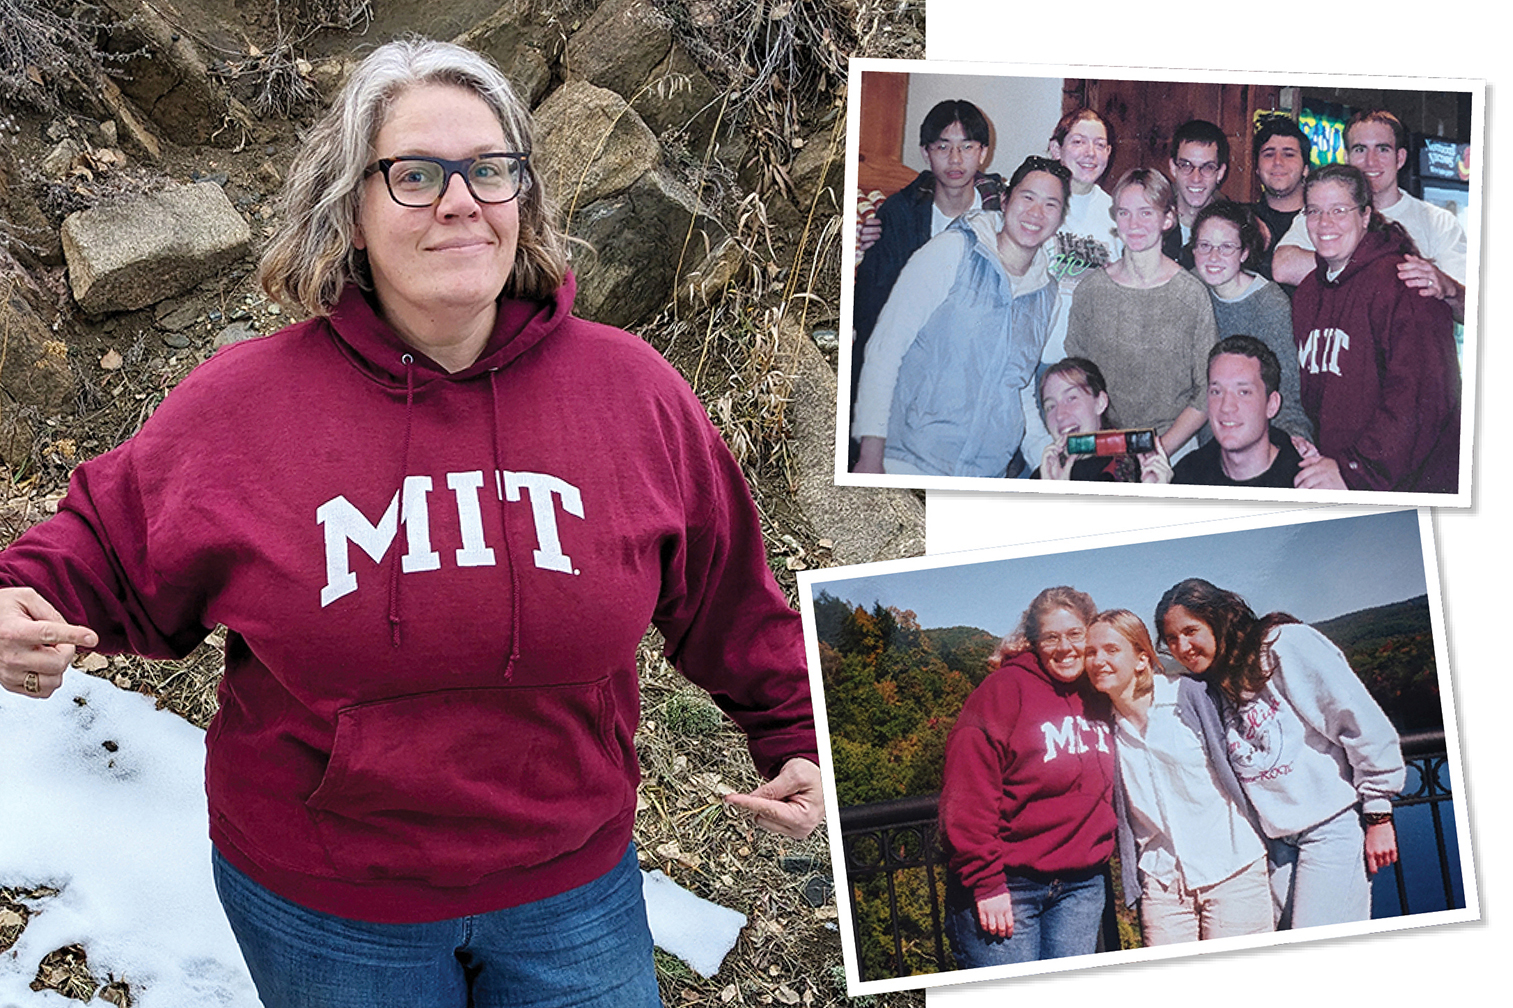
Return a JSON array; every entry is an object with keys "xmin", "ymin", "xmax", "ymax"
[
  {"xmin": 960, "ymin": 209, "xmax": 1054, "ymax": 297},
  {"xmin": 1315, "ymin": 227, "xmax": 1403, "ymax": 288},
  {"xmin": 325, "ymin": 273, "xmax": 578, "ymax": 387}
]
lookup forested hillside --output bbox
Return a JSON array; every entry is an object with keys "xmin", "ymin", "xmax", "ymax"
[{"xmin": 818, "ymin": 590, "xmax": 1443, "ymax": 807}]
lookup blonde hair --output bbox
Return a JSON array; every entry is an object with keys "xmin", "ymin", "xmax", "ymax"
[
  {"xmin": 990, "ymin": 586, "xmax": 1098, "ymax": 668},
  {"xmin": 1089, "ymin": 609, "xmax": 1158, "ymax": 699},
  {"xmin": 258, "ymin": 37, "xmax": 569, "ymax": 315}
]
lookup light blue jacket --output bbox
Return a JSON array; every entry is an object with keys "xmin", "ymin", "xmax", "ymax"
[{"xmin": 883, "ymin": 214, "xmax": 1057, "ymax": 477}]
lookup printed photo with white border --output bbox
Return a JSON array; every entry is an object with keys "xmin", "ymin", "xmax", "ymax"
[
  {"xmin": 797, "ymin": 507, "xmax": 1475, "ymax": 996},
  {"xmin": 836, "ymin": 59, "xmax": 1481, "ymax": 507}
]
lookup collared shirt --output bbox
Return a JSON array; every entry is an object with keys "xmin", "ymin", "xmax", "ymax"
[{"xmin": 1117, "ymin": 672, "xmax": 1267, "ymax": 890}]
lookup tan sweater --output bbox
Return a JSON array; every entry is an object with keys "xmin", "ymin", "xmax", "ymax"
[{"xmin": 1065, "ymin": 267, "xmax": 1217, "ymax": 435}]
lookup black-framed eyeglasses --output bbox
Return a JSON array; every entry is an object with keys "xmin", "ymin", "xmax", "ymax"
[{"xmin": 363, "ymin": 153, "xmax": 530, "ymax": 207}]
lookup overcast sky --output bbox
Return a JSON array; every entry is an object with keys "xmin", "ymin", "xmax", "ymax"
[{"xmin": 808, "ymin": 510, "xmax": 1427, "ymax": 640}]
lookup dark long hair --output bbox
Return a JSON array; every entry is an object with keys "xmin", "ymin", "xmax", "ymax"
[{"xmin": 1153, "ymin": 578, "xmax": 1298, "ymax": 704}]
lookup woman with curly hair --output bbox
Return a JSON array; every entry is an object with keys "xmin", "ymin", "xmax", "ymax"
[
  {"xmin": 939, "ymin": 586, "xmax": 1116, "ymax": 966},
  {"xmin": 1154, "ymin": 578, "xmax": 1405, "ymax": 929}
]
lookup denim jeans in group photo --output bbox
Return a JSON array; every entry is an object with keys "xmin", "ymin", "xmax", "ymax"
[{"xmin": 944, "ymin": 867, "xmax": 1107, "ymax": 968}]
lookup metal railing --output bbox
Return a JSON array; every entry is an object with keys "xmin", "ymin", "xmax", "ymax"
[{"xmin": 838, "ymin": 731, "xmax": 1458, "ymax": 981}]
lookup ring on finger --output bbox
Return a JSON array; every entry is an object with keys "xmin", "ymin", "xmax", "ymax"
[{"xmin": 23, "ymin": 671, "xmax": 40, "ymax": 695}]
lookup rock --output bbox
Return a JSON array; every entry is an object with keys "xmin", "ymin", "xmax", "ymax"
[
  {"xmin": 61, "ymin": 182, "xmax": 251, "ymax": 315},
  {"xmin": 91, "ymin": 119, "xmax": 119, "ymax": 148},
  {"xmin": 634, "ymin": 44, "xmax": 723, "ymax": 155},
  {"xmin": 674, "ymin": 236, "xmax": 746, "ymax": 309},
  {"xmin": 774, "ymin": 124, "xmax": 844, "ymax": 231},
  {"xmin": 97, "ymin": 0, "xmax": 238, "ymax": 146},
  {"xmin": 780, "ymin": 317, "xmax": 924, "ymax": 565},
  {"xmin": 568, "ymin": 168, "xmax": 726, "ymax": 330},
  {"xmin": 533, "ymin": 81, "xmax": 660, "ymax": 212},
  {"xmin": 41, "ymin": 139, "xmax": 82, "ymax": 179},
  {"xmin": 0, "ymin": 410, "xmax": 35, "ymax": 468},
  {"xmin": 564, "ymin": 0, "xmax": 672, "ymax": 102},
  {"xmin": 96, "ymin": 77, "xmax": 162, "ymax": 161},
  {"xmin": 453, "ymin": 7, "xmax": 563, "ymax": 106},
  {"xmin": 154, "ymin": 299, "xmax": 202, "ymax": 332},
  {"xmin": 0, "ymin": 284, "xmax": 78, "ymax": 416},
  {"xmin": 214, "ymin": 322, "xmax": 258, "ymax": 347}
]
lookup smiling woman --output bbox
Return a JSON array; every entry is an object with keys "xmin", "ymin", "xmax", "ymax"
[
  {"xmin": 850, "ymin": 156, "xmax": 1070, "ymax": 477},
  {"xmin": 0, "ymin": 36, "xmax": 821, "ymax": 1008},
  {"xmin": 937, "ymin": 585, "xmax": 1117, "ymax": 968}
]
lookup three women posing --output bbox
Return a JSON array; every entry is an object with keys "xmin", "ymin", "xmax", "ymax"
[{"xmin": 940, "ymin": 578, "xmax": 1404, "ymax": 965}]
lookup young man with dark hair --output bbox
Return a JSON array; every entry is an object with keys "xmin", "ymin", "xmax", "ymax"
[
  {"xmin": 851, "ymin": 100, "xmax": 1004, "ymax": 394},
  {"xmin": 852, "ymin": 157, "xmax": 1070, "ymax": 478},
  {"xmin": 1248, "ymin": 116, "xmax": 1311, "ymax": 280},
  {"xmin": 1163, "ymin": 119, "xmax": 1230, "ymax": 266},
  {"xmin": 1172, "ymin": 335, "xmax": 1304, "ymax": 488},
  {"xmin": 1271, "ymin": 109, "xmax": 1466, "ymax": 318}
]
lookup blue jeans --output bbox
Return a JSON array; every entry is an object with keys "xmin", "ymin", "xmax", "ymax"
[
  {"xmin": 1267, "ymin": 806, "xmax": 1370, "ymax": 930},
  {"xmin": 212, "ymin": 843, "xmax": 660, "ymax": 1007},
  {"xmin": 945, "ymin": 868, "xmax": 1106, "ymax": 968}
]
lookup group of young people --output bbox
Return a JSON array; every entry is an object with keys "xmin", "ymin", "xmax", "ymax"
[
  {"xmin": 938, "ymin": 581, "xmax": 1404, "ymax": 965},
  {"xmin": 850, "ymin": 98, "xmax": 1464, "ymax": 494}
]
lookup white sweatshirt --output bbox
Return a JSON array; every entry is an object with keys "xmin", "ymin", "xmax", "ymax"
[{"xmin": 1222, "ymin": 623, "xmax": 1406, "ymax": 837}]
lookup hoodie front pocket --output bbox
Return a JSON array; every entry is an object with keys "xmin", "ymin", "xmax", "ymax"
[{"xmin": 305, "ymin": 678, "xmax": 633, "ymax": 887}]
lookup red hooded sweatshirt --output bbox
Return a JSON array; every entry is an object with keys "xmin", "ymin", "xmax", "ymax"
[
  {"xmin": 938, "ymin": 651, "xmax": 1115, "ymax": 901},
  {"xmin": 1292, "ymin": 228, "xmax": 1460, "ymax": 494},
  {"xmin": 0, "ymin": 278, "xmax": 816, "ymax": 923}
]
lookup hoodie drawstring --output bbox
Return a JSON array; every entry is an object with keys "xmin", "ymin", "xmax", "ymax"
[
  {"xmin": 490, "ymin": 368, "xmax": 521, "ymax": 679},
  {"xmin": 388, "ymin": 354, "xmax": 416, "ymax": 646}
]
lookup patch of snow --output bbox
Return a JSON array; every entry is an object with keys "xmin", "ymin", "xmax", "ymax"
[
  {"xmin": 0, "ymin": 669, "xmax": 259, "ymax": 1007},
  {"xmin": 641, "ymin": 868, "xmax": 747, "ymax": 978}
]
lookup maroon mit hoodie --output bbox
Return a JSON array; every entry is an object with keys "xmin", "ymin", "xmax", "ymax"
[
  {"xmin": 938, "ymin": 651, "xmax": 1115, "ymax": 901},
  {"xmin": 0, "ymin": 277, "xmax": 816, "ymax": 923},
  {"xmin": 1292, "ymin": 227, "xmax": 1460, "ymax": 493}
]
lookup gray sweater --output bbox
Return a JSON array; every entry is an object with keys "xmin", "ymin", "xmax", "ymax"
[{"xmin": 1208, "ymin": 275, "xmax": 1313, "ymax": 442}]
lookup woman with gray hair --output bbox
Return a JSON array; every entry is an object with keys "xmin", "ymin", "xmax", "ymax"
[{"xmin": 0, "ymin": 37, "xmax": 820, "ymax": 1006}]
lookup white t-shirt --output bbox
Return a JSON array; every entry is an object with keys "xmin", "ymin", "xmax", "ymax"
[
  {"xmin": 930, "ymin": 189, "xmax": 984, "ymax": 239},
  {"xmin": 1278, "ymin": 188, "xmax": 1466, "ymax": 282},
  {"xmin": 1022, "ymin": 186, "xmax": 1122, "ymax": 468}
]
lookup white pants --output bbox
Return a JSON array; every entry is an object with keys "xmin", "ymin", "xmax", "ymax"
[{"xmin": 1139, "ymin": 856, "xmax": 1274, "ymax": 945}]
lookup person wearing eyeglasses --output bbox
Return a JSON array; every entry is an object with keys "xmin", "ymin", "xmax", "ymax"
[
  {"xmin": 851, "ymin": 156, "xmax": 1069, "ymax": 477},
  {"xmin": 0, "ymin": 38, "xmax": 822, "ymax": 1007},
  {"xmin": 1186, "ymin": 201, "xmax": 1312, "ymax": 443},
  {"xmin": 852, "ymin": 100, "xmax": 1004, "ymax": 398},
  {"xmin": 940, "ymin": 586, "xmax": 1116, "ymax": 966},
  {"xmin": 1163, "ymin": 120, "xmax": 1231, "ymax": 268},
  {"xmin": 1271, "ymin": 110, "xmax": 1466, "ymax": 321},
  {"xmin": 1290, "ymin": 163, "xmax": 1459, "ymax": 493}
]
